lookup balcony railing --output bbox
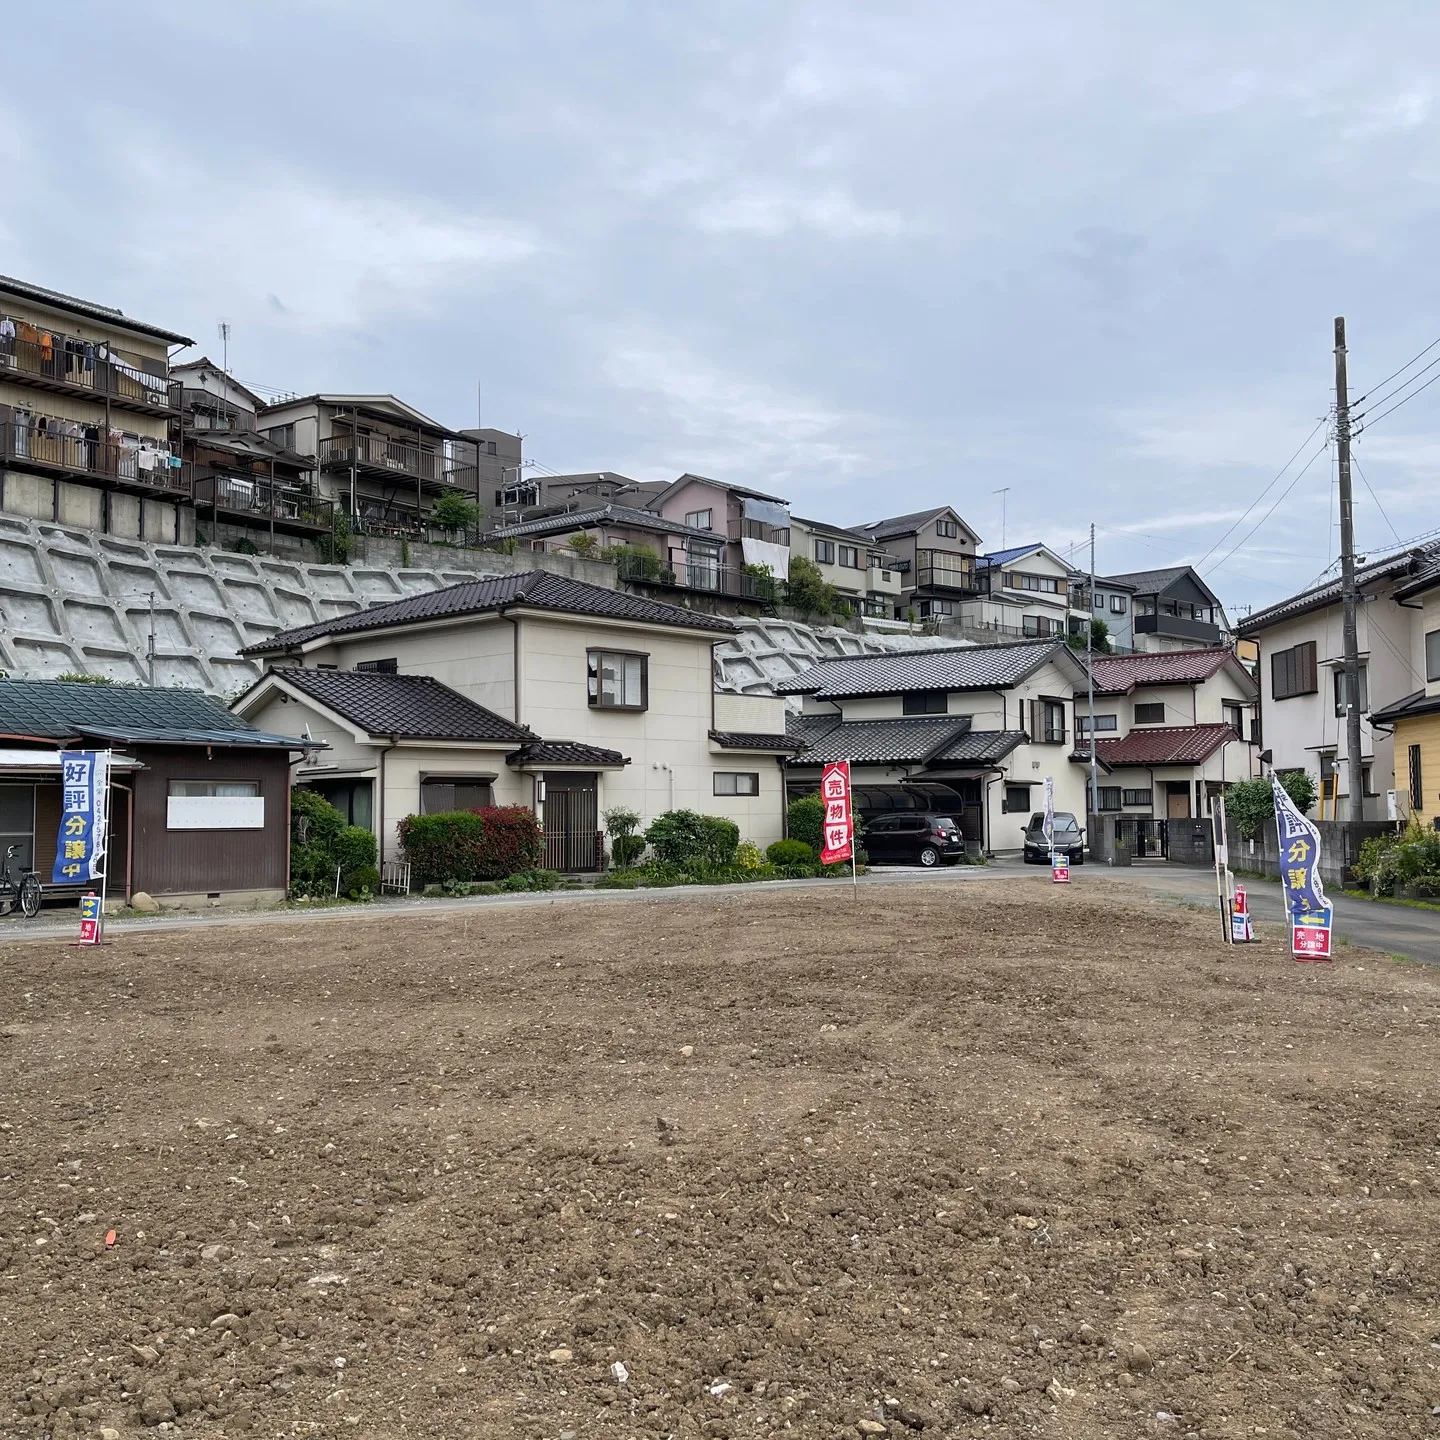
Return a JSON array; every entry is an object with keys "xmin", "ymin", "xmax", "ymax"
[
  {"xmin": 1, "ymin": 420, "xmax": 189, "ymax": 494},
  {"xmin": 615, "ymin": 545, "xmax": 784, "ymax": 602},
  {"xmin": 318, "ymin": 436, "xmax": 477, "ymax": 492},
  {"xmin": 0, "ymin": 326, "xmax": 180, "ymax": 413},
  {"xmin": 728, "ymin": 517, "xmax": 791, "ymax": 546},
  {"xmin": 915, "ymin": 550, "xmax": 977, "ymax": 593},
  {"xmin": 1134, "ymin": 611, "xmax": 1222, "ymax": 643},
  {"xmin": 194, "ymin": 471, "xmax": 334, "ymax": 530},
  {"xmin": 184, "ymin": 391, "xmax": 256, "ymax": 433}
]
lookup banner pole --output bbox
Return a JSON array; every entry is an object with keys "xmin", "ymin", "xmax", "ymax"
[{"xmin": 97, "ymin": 749, "xmax": 112, "ymax": 943}]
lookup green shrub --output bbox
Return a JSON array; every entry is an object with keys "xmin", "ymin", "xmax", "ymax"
[
  {"xmin": 292, "ymin": 789, "xmax": 344, "ymax": 850},
  {"xmin": 288, "ymin": 790, "xmax": 349, "ymax": 897},
  {"xmin": 596, "ymin": 870, "xmax": 642, "ymax": 889},
  {"xmin": 604, "ymin": 806, "xmax": 642, "ymax": 839},
  {"xmin": 334, "ymin": 824, "xmax": 378, "ymax": 879},
  {"xmin": 767, "ymin": 838, "xmax": 815, "ymax": 866},
  {"xmin": 344, "ymin": 864, "xmax": 380, "ymax": 900},
  {"xmin": 734, "ymin": 840, "xmax": 766, "ymax": 870},
  {"xmin": 645, "ymin": 810, "xmax": 717, "ymax": 866},
  {"xmin": 1353, "ymin": 831, "xmax": 1400, "ymax": 886},
  {"xmin": 1275, "ymin": 768, "xmax": 1318, "ymax": 815},
  {"xmin": 398, "ymin": 811, "xmax": 488, "ymax": 886},
  {"xmin": 700, "ymin": 815, "xmax": 740, "ymax": 866},
  {"xmin": 611, "ymin": 833, "xmax": 646, "ymax": 868},
  {"xmin": 785, "ymin": 795, "xmax": 824, "ymax": 853},
  {"xmin": 787, "ymin": 555, "xmax": 843, "ymax": 616},
  {"xmin": 432, "ymin": 489, "xmax": 480, "ymax": 534},
  {"xmin": 470, "ymin": 881, "xmax": 502, "ymax": 895}
]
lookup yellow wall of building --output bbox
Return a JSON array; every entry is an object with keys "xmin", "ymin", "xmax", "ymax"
[{"xmin": 1395, "ymin": 712, "xmax": 1440, "ymax": 827}]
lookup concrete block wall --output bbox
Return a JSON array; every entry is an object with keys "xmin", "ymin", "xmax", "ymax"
[{"xmin": 2, "ymin": 470, "xmax": 193, "ymax": 545}]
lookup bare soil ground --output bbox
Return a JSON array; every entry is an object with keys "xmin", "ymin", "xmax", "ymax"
[{"xmin": 2, "ymin": 877, "xmax": 1439, "ymax": 1440}]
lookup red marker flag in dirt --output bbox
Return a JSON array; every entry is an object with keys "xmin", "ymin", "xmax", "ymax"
[{"xmin": 819, "ymin": 760, "xmax": 854, "ymax": 865}]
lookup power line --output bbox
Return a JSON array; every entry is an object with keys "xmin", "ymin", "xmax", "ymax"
[
  {"xmin": 1190, "ymin": 416, "xmax": 1328, "ymax": 572},
  {"xmin": 1350, "ymin": 456, "xmax": 1401, "ymax": 544},
  {"xmin": 1354, "ymin": 366, "xmax": 1440, "ymax": 432},
  {"xmin": 1351, "ymin": 350, "xmax": 1440, "ymax": 422},
  {"xmin": 1204, "ymin": 437, "xmax": 1332, "ymax": 578},
  {"xmin": 1353, "ymin": 332, "xmax": 1440, "ymax": 404}
]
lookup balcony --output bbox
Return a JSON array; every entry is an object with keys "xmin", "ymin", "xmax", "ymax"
[
  {"xmin": 194, "ymin": 471, "xmax": 334, "ymax": 533},
  {"xmin": 318, "ymin": 435, "xmax": 477, "ymax": 493},
  {"xmin": 1, "ymin": 419, "xmax": 190, "ymax": 496},
  {"xmin": 616, "ymin": 545, "xmax": 784, "ymax": 603},
  {"xmin": 728, "ymin": 517, "xmax": 791, "ymax": 546},
  {"xmin": 184, "ymin": 391, "xmax": 256, "ymax": 434},
  {"xmin": 0, "ymin": 326, "xmax": 180, "ymax": 415},
  {"xmin": 914, "ymin": 549, "xmax": 977, "ymax": 594},
  {"xmin": 1134, "ymin": 611, "xmax": 1222, "ymax": 645}
]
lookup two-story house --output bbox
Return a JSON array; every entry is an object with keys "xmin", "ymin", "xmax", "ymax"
[
  {"xmin": 1098, "ymin": 566, "xmax": 1230, "ymax": 653},
  {"xmin": 172, "ymin": 359, "xmax": 334, "ymax": 558},
  {"xmin": 1074, "ymin": 649, "xmax": 1259, "ymax": 821},
  {"xmin": 233, "ymin": 571, "xmax": 796, "ymax": 867},
  {"xmin": 1371, "ymin": 554, "xmax": 1440, "ymax": 828},
  {"xmin": 649, "ymin": 474, "xmax": 792, "ymax": 595},
  {"xmin": 0, "ymin": 273, "xmax": 195, "ymax": 544},
  {"xmin": 969, "ymin": 543, "xmax": 1088, "ymax": 642},
  {"xmin": 1239, "ymin": 542, "xmax": 1440, "ymax": 819},
  {"xmin": 254, "ymin": 393, "xmax": 480, "ymax": 543},
  {"xmin": 860, "ymin": 506, "xmax": 982, "ymax": 621},
  {"xmin": 787, "ymin": 515, "xmax": 906, "ymax": 618},
  {"xmin": 779, "ymin": 639, "xmax": 1091, "ymax": 853}
]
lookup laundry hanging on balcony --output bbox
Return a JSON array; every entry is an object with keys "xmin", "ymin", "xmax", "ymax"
[{"xmin": 739, "ymin": 496, "xmax": 791, "ymax": 580}]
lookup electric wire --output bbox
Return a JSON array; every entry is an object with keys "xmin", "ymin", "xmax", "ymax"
[
  {"xmin": 1204, "ymin": 437, "xmax": 1332, "ymax": 578},
  {"xmin": 1352, "ymin": 332, "xmax": 1440, "ymax": 404},
  {"xmin": 1354, "ymin": 366, "xmax": 1440, "ymax": 433},
  {"xmin": 1351, "ymin": 351, "xmax": 1440, "ymax": 422},
  {"xmin": 1351, "ymin": 456, "xmax": 1401, "ymax": 545}
]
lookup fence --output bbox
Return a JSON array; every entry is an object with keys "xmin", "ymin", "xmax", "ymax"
[{"xmin": 1224, "ymin": 815, "xmax": 1394, "ymax": 887}]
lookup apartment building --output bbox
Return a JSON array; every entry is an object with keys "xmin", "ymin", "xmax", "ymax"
[
  {"xmin": 0, "ymin": 274, "xmax": 195, "ymax": 543},
  {"xmin": 255, "ymin": 393, "xmax": 480, "ymax": 542},
  {"xmin": 1098, "ymin": 566, "xmax": 1230, "ymax": 652},
  {"xmin": 788, "ymin": 515, "xmax": 905, "ymax": 617},
  {"xmin": 860, "ymin": 506, "xmax": 982, "ymax": 620},
  {"xmin": 1075, "ymin": 649, "xmax": 1259, "ymax": 821},
  {"xmin": 173, "ymin": 359, "xmax": 334, "ymax": 557},
  {"xmin": 1237, "ymin": 542, "xmax": 1440, "ymax": 819}
]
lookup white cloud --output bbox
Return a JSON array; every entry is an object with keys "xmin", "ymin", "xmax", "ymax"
[{"xmin": 692, "ymin": 186, "xmax": 913, "ymax": 238}]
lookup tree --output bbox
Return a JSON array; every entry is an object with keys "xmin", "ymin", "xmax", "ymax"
[
  {"xmin": 432, "ymin": 490, "xmax": 480, "ymax": 538},
  {"xmin": 786, "ymin": 556, "xmax": 843, "ymax": 617},
  {"xmin": 1225, "ymin": 770, "xmax": 1321, "ymax": 836},
  {"xmin": 1068, "ymin": 618, "xmax": 1112, "ymax": 654}
]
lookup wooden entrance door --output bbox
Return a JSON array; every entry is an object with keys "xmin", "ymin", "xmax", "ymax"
[
  {"xmin": 542, "ymin": 772, "xmax": 600, "ymax": 872},
  {"xmin": 1165, "ymin": 783, "xmax": 1192, "ymax": 819}
]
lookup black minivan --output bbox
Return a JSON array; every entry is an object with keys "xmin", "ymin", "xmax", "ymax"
[
  {"xmin": 1021, "ymin": 811, "xmax": 1085, "ymax": 864},
  {"xmin": 861, "ymin": 812, "xmax": 966, "ymax": 867}
]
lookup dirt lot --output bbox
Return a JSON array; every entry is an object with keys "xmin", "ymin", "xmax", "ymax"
[{"xmin": 2, "ymin": 877, "xmax": 1439, "ymax": 1440}]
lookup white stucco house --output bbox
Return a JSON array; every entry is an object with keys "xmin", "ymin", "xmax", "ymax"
[{"xmin": 232, "ymin": 571, "xmax": 796, "ymax": 868}]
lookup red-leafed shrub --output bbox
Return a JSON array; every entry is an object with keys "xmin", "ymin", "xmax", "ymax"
[{"xmin": 475, "ymin": 805, "xmax": 544, "ymax": 878}]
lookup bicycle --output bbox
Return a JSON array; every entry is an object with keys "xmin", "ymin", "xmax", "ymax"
[{"xmin": 0, "ymin": 844, "xmax": 42, "ymax": 919}]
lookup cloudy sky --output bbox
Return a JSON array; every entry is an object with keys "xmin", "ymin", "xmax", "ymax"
[{"xmin": 8, "ymin": 1, "xmax": 1440, "ymax": 612}]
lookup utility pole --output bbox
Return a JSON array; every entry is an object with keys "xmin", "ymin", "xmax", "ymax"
[
  {"xmin": 1087, "ymin": 522, "xmax": 1098, "ymax": 818},
  {"xmin": 1334, "ymin": 317, "xmax": 1366, "ymax": 823}
]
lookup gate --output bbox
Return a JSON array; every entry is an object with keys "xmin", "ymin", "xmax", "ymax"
[
  {"xmin": 542, "ymin": 777, "xmax": 601, "ymax": 872},
  {"xmin": 1131, "ymin": 817, "xmax": 1168, "ymax": 859}
]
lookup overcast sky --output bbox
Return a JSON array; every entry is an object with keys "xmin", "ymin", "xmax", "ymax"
[{"xmin": 8, "ymin": 2, "xmax": 1440, "ymax": 613}]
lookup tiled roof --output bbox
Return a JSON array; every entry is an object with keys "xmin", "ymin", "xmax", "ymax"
[
  {"xmin": 1370, "ymin": 688, "xmax": 1440, "ymax": 724},
  {"xmin": 506, "ymin": 740, "xmax": 628, "ymax": 767},
  {"xmin": 268, "ymin": 668, "xmax": 533, "ymax": 743},
  {"xmin": 790, "ymin": 516, "xmax": 876, "ymax": 544},
  {"xmin": 928, "ymin": 728, "xmax": 1028, "ymax": 765},
  {"xmin": 977, "ymin": 543, "xmax": 1044, "ymax": 568},
  {"xmin": 1238, "ymin": 543, "xmax": 1440, "ymax": 632},
  {"xmin": 787, "ymin": 713, "xmax": 970, "ymax": 764},
  {"xmin": 243, "ymin": 570, "xmax": 737, "ymax": 653},
  {"xmin": 1090, "ymin": 722, "xmax": 1240, "ymax": 767},
  {"xmin": 1084, "ymin": 648, "xmax": 1250, "ymax": 695},
  {"xmin": 862, "ymin": 507, "xmax": 958, "ymax": 541},
  {"xmin": 776, "ymin": 640, "xmax": 1073, "ymax": 697},
  {"xmin": 0, "ymin": 273, "xmax": 195, "ymax": 345},
  {"xmin": 1100, "ymin": 566, "xmax": 1197, "ymax": 595},
  {"xmin": 0, "ymin": 679, "xmax": 305, "ymax": 748},
  {"xmin": 709, "ymin": 730, "xmax": 805, "ymax": 752},
  {"xmin": 489, "ymin": 504, "xmax": 718, "ymax": 543}
]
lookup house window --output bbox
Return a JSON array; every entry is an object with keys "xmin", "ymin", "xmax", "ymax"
[
  {"xmin": 838, "ymin": 544, "xmax": 861, "ymax": 569},
  {"xmin": 1134, "ymin": 702, "xmax": 1166, "ymax": 725},
  {"xmin": 1004, "ymin": 784, "xmax": 1031, "ymax": 813},
  {"xmin": 166, "ymin": 779, "xmax": 263, "ymax": 831},
  {"xmin": 713, "ymin": 771, "xmax": 760, "ymax": 796},
  {"xmin": 588, "ymin": 649, "xmax": 648, "ymax": 709},
  {"xmin": 1332, "ymin": 665, "xmax": 1369, "ymax": 717},
  {"xmin": 1076, "ymin": 713, "xmax": 1118, "ymax": 733},
  {"xmin": 902, "ymin": 690, "xmax": 947, "ymax": 716},
  {"xmin": 814, "ymin": 538, "xmax": 836, "ymax": 564},
  {"xmin": 1093, "ymin": 593, "xmax": 1105, "ymax": 612},
  {"xmin": 1409, "ymin": 743, "xmax": 1423, "ymax": 812},
  {"xmin": 1223, "ymin": 701, "xmax": 1245, "ymax": 734},
  {"xmin": 1009, "ymin": 573, "xmax": 1060, "ymax": 594},
  {"xmin": 421, "ymin": 777, "xmax": 493, "ymax": 813},
  {"xmin": 918, "ymin": 599, "xmax": 955, "ymax": 617},
  {"xmin": 935, "ymin": 519, "xmax": 959, "ymax": 539},
  {"xmin": 685, "ymin": 508, "xmax": 713, "ymax": 530},
  {"xmin": 1030, "ymin": 698, "xmax": 1066, "ymax": 743},
  {"xmin": 1023, "ymin": 615, "xmax": 1063, "ymax": 638},
  {"xmin": 1096, "ymin": 786, "xmax": 1122, "ymax": 811},
  {"xmin": 264, "ymin": 423, "xmax": 295, "ymax": 450},
  {"xmin": 355, "ymin": 657, "xmax": 398, "ymax": 674},
  {"xmin": 1427, "ymin": 629, "xmax": 1440, "ymax": 683},
  {"xmin": 1271, "ymin": 640, "xmax": 1319, "ymax": 700},
  {"xmin": 1109, "ymin": 594, "xmax": 1127, "ymax": 614},
  {"xmin": 1121, "ymin": 788, "xmax": 1153, "ymax": 807}
]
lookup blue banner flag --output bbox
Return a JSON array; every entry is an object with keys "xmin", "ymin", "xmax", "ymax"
[
  {"xmin": 52, "ymin": 750, "xmax": 109, "ymax": 885},
  {"xmin": 1271, "ymin": 774, "xmax": 1332, "ymax": 949}
]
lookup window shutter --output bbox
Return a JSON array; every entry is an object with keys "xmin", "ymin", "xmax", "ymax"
[{"xmin": 1301, "ymin": 641, "xmax": 1317, "ymax": 695}]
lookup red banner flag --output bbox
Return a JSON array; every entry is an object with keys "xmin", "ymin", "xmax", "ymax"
[{"xmin": 819, "ymin": 760, "xmax": 854, "ymax": 865}]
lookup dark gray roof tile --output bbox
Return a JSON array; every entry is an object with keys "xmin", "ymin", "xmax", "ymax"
[
  {"xmin": 776, "ymin": 640, "xmax": 1073, "ymax": 697},
  {"xmin": 709, "ymin": 730, "xmax": 805, "ymax": 752},
  {"xmin": 506, "ymin": 740, "xmax": 627, "ymax": 767}
]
